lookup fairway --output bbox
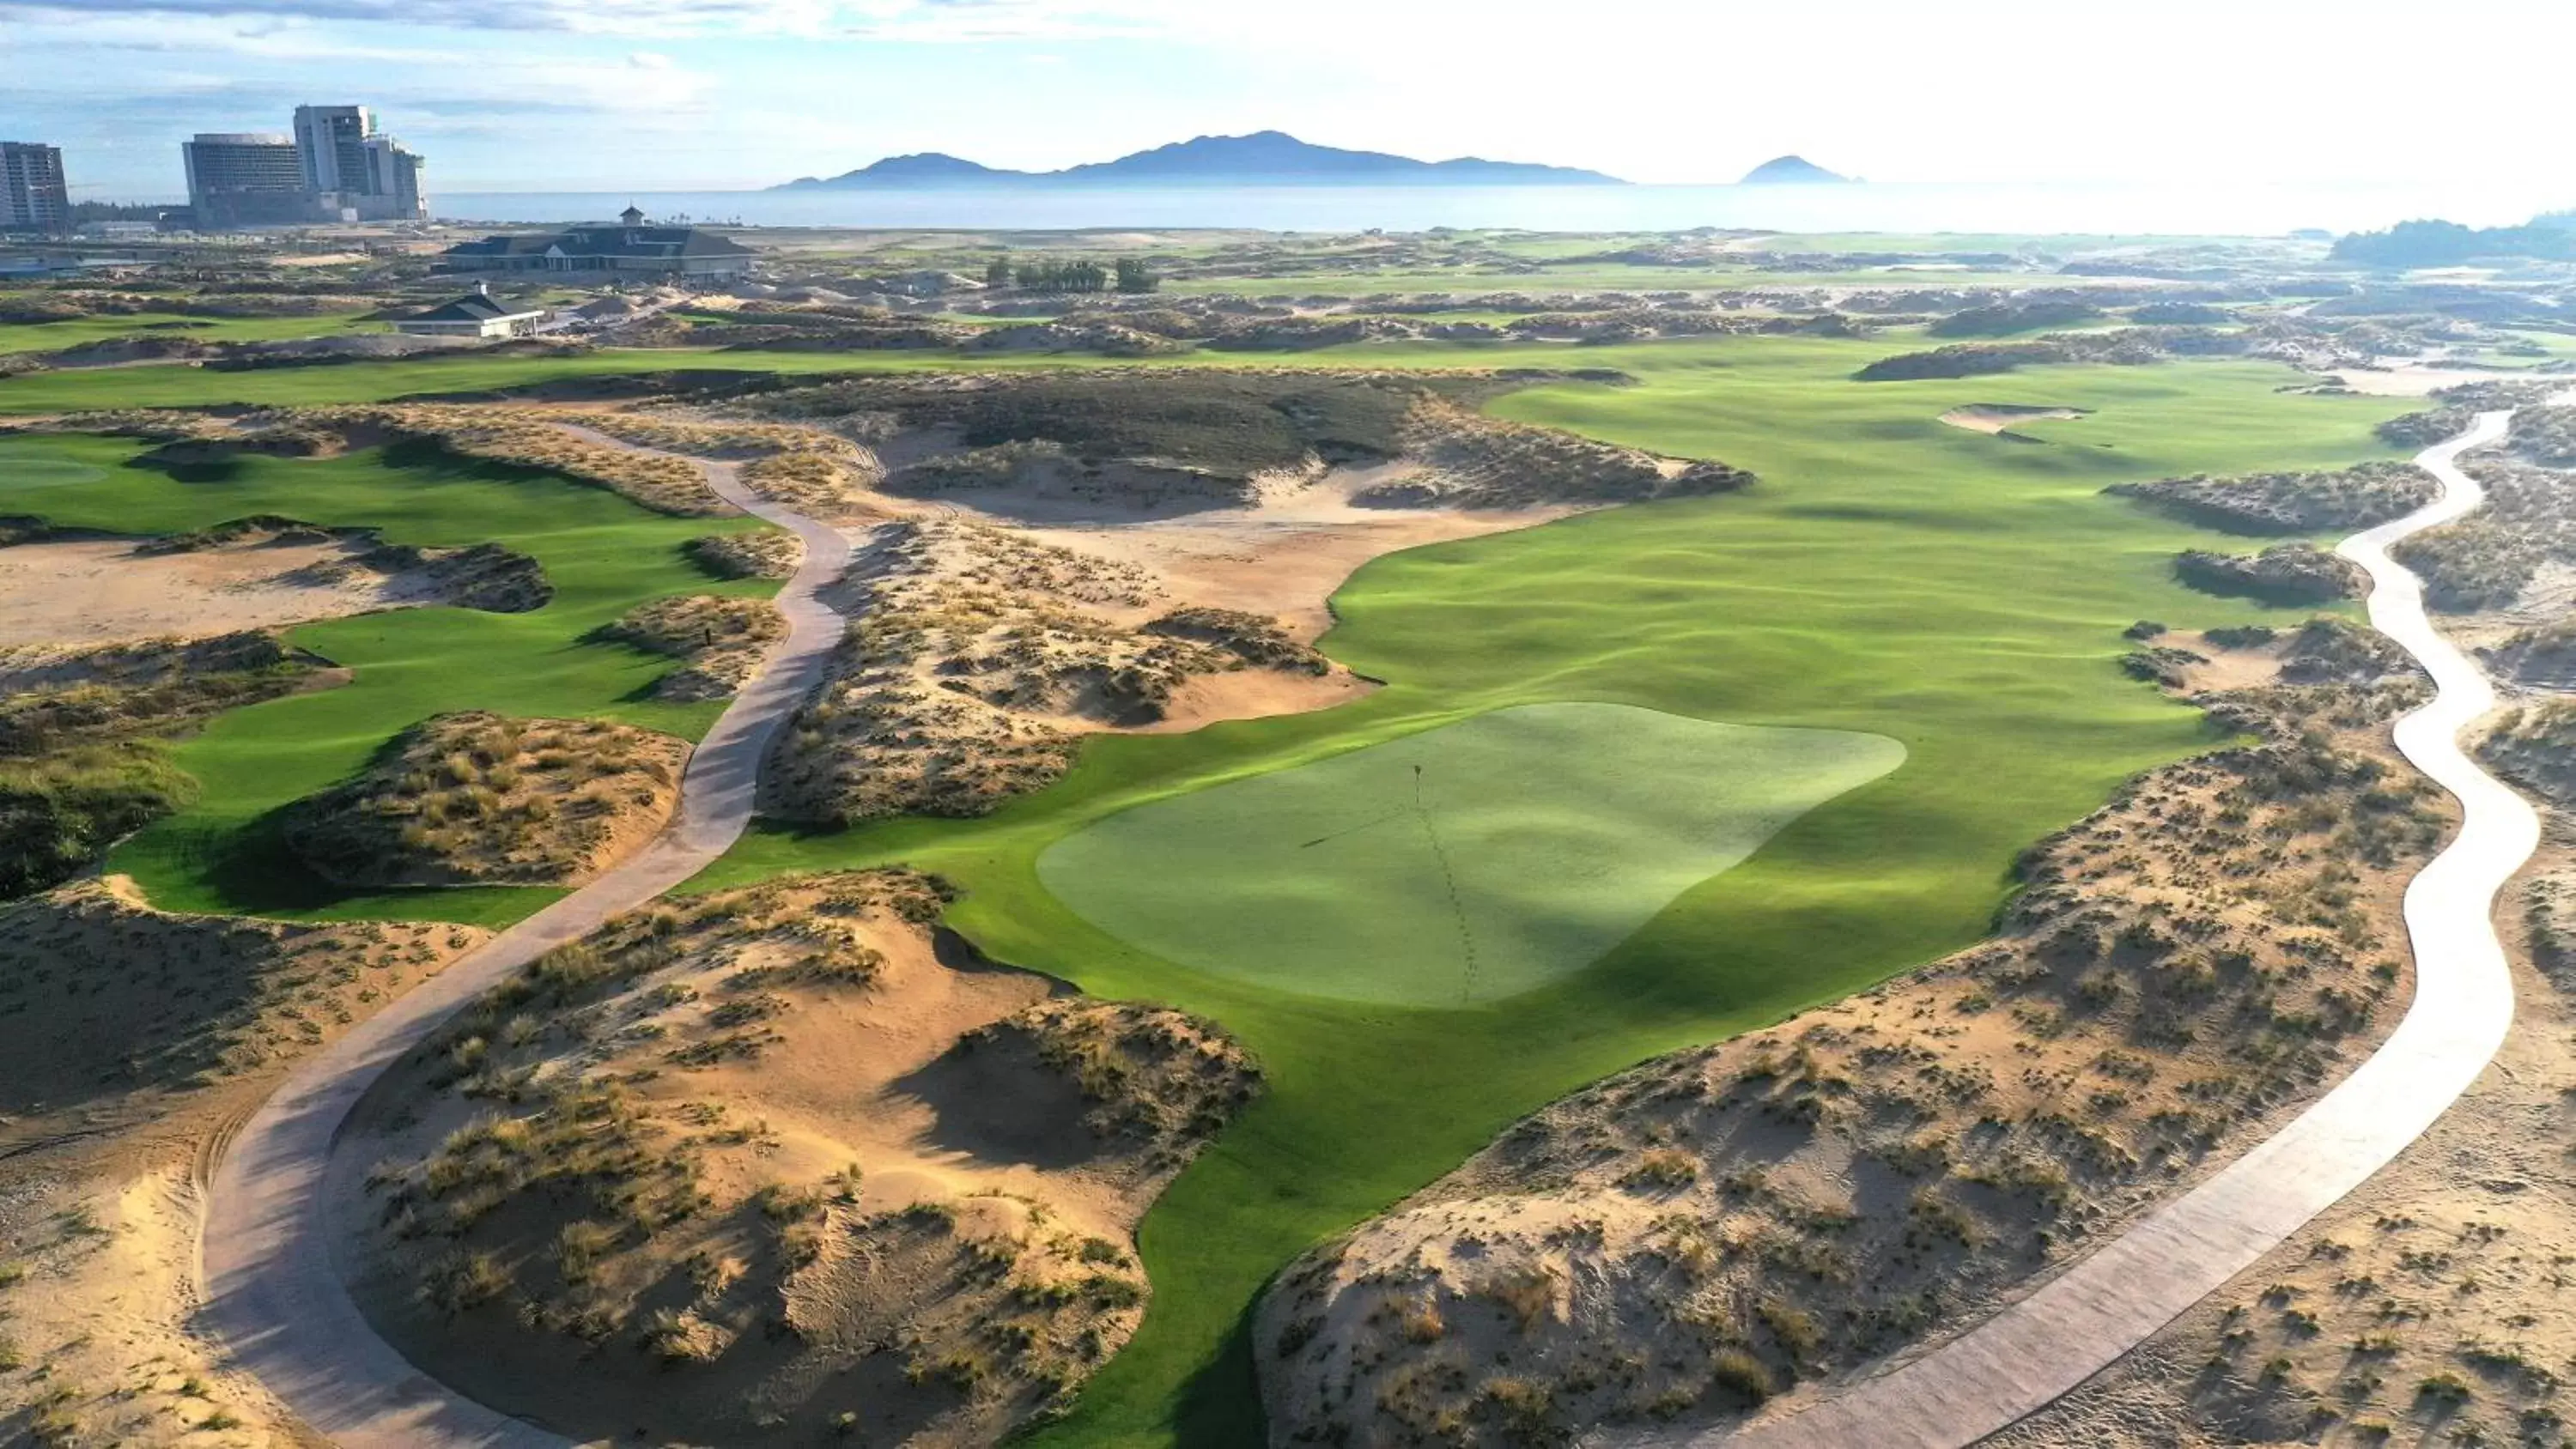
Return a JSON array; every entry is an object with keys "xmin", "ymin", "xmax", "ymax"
[
  {"xmin": 0, "ymin": 433, "xmax": 780, "ymax": 925},
  {"xmin": 1038, "ymin": 703, "xmax": 1903, "ymax": 1005},
  {"xmin": 0, "ymin": 450, "xmax": 106, "ymax": 490}
]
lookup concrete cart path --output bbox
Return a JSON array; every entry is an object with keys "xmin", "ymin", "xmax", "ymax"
[
  {"xmin": 1625, "ymin": 409, "xmax": 2540, "ymax": 1449},
  {"xmin": 200, "ymin": 439, "xmax": 848, "ymax": 1448}
]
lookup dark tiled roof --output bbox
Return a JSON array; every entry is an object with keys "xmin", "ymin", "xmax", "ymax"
[
  {"xmin": 440, "ymin": 225, "xmax": 755, "ymax": 263},
  {"xmin": 405, "ymin": 293, "xmax": 532, "ymax": 323}
]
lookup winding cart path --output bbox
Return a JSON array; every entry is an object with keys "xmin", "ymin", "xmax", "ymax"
[
  {"xmin": 1632, "ymin": 409, "xmax": 2542, "ymax": 1449},
  {"xmin": 200, "ymin": 442, "xmax": 847, "ymax": 1447}
]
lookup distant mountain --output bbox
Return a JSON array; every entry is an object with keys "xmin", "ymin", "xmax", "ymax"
[
  {"xmin": 776, "ymin": 153, "xmax": 1012, "ymax": 189},
  {"xmin": 1740, "ymin": 155, "xmax": 1851, "ymax": 185},
  {"xmin": 776, "ymin": 131, "xmax": 1624, "ymax": 190}
]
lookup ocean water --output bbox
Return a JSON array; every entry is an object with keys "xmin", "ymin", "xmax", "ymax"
[{"xmin": 431, "ymin": 180, "xmax": 2572, "ymax": 237}]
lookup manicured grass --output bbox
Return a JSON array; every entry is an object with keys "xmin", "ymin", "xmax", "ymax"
[
  {"xmin": 0, "ymin": 344, "xmax": 1165, "ymax": 413},
  {"xmin": 1039, "ymin": 703, "xmax": 1902, "ymax": 1006},
  {"xmin": 678, "ymin": 335, "xmax": 2418, "ymax": 1446},
  {"xmin": 0, "ymin": 433, "xmax": 778, "ymax": 925},
  {"xmin": 0, "ymin": 310, "xmax": 380, "ymax": 355}
]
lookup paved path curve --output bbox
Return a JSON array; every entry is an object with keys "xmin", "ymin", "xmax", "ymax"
[
  {"xmin": 199, "ymin": 446, "xmax": 849, "ymax": 1447},
  {"xmin": 1620, "ymin": 410, "xmax": 2540, "ymax": 1449}
]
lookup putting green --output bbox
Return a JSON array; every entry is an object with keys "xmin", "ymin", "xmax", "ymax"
[{"xmin": 1036, "ymin": 703, "xmax": 1905, "ymax": 1005}]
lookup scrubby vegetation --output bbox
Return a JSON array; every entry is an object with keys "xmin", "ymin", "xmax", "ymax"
[
  {"xmin": 352, "ymin": 871, "xmax": 1257, "ymax": 1446},
  {"xmin": 762, "ymin": 519, "xmax": 1328, "ymax": 824},
  {"xmin": 1925, "ymin": 300, "xmax": 2104, "ymax": 337},
  {"xmin": 1261, "ymin": 655, "xmax": 2441, "ymax": 1447},
  {"xmin": 687, "ymin": 529, "xmax": 801, "ymax": 581},
  {"xmin": 2173, "ymin": 543, "xmax": 2361, "ymax": 605},
  {"xmin": 1380, "ymin": 397, "xmax": 1753, "ymax": 507},
  {"xmin": 1855, "ymin": 326, "xmax": 2247, "ymax": 381},
  {"xmin": 2330, "ymin": 218, "xmax": 2576, "ymax": 267},
  {"xmin": 2391, "ymin": 453, "xmax": 2576, "ymax": 613},
  {"xmin": 594, "ymin": 594, "xmax": 785, "ymax": 701},
  {"xmin": 2483, "ymin": 616, "xmax": 2576, "ymax": 688},
  {"xmin": 2376, "ymin": 405, "xmax": 2478, "ymax": 450},
  {"xmin": 733, "ymin": 370, "xmax": 1482, "ymax": 484},
  {"xmin": 0, "ymin": 876, "xmax": 480, "ymax": 1117},
  {"xmin": 283, "ymin": 712, "xmax": 685, "ymax": 886},
  {"xmin": 2109, "ymin": 462, "xmax": 2437, "ymax": 535},
  {"xmin": 0, "ymin": 746, "xmax": 198, "ymax": 901},
  {"xmin": 2476, "ymin": 700, "xmax": 2576, "ymax": 809},
  {"xmin": 2512, "ymin": 405, "xmax": 2576, "ymax": 468},
  {"xmin": 0, "ymin": 632, "xmax": 323, "ymax": 898}
]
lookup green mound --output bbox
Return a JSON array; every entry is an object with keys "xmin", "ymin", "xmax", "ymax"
[{"xmin": 1037, "ymin": 703, "xmax": 1904, "ymax": 1005}]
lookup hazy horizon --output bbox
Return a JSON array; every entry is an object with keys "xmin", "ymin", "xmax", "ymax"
[{"xmin": 10, "ymin": 0, "xmax": 2574, "ymax": 203}]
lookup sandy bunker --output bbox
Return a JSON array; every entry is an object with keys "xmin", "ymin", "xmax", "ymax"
[
  {"xmin": 1036, "ymin": 702, "xmax": 1904, "ymax": 1006},
  {"xmin": 1938, "ymin": 403, "xmax": 2094, "ymax": 435}
]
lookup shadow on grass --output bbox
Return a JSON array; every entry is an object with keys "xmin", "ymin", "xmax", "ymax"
[
  {"xmin": 194, "ymin": 805, "xmax": 380, "ymax": 914},
  {"xmin": 1171, "ymin": 1308, "xmax": 1266, "ymax": 1447}
]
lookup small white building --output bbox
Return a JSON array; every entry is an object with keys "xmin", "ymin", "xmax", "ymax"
[{"xmin": 394, "ymin": 285, "xmax": 543, "ymax": 338}]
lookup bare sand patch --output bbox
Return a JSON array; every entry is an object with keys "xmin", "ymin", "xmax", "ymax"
[
  {"xmin": 1938, "ymin": 403, "xmax": 2094, "ymax": 435},
  {"xmin": 2330, "ymin": 357, "xmax": 2528, "ymax": 397},
  {"xmin": 0, "ymin": 535, "xmax": 448, "ymax": 648},
  {"xmin": 949, "ymin": 462, "xmax": 1571, "ymax": 643},
  {"xmin": 0, "ymin": 877, "xmax": 488, "ymax": 1448}
]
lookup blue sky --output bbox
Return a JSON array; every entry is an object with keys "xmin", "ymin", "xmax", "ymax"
[{"xmin": 5, "ymin": 0, "xmax": 2573, "ymax": 201}]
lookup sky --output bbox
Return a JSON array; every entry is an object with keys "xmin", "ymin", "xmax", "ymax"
[{"xmin": 4, "ymin": 0, "xmax": 2574, "ymax": 201}]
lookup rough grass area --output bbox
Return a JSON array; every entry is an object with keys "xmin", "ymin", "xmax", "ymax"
[
  {"xmin": 2172, "ymin": 543, "xmax": 2361, "ymax": 605},
  {"xmin": 0, "ymin": 876, "xmax": 481, "ymax": 1118},
  {"xmin": 348, "ymin": 870, "xmax": 1257, "ymax": 1447},
  {"xmin": 1038, "ymin": 704, "xmax": 1903, "ymax": 1005},
  {"xmin": 0, "ymin": 632, "xmax": 319, "ymax": 898},
  {"xmin": 732, "ymin": 369, "xmax": 1504, "ymax": 479},
  {"xmin": 2107, "ymin": 461, "xmax": 2438, "ymax": 535},
  {"xmin": 0, "ymin": 743, "xmax": 197, "ymax": 900},
  {"xmin": 594, "ymin": 594, "xmax": 785, "ymax": 702},
  {"xmin": 283, "ymin": 712, "xmax": 685, "ymax": 888}
]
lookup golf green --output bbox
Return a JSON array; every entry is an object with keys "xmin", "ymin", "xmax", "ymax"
[{"xmin": 1036, "ymin": 703, "xmax": 1904, "ymax": 1005}]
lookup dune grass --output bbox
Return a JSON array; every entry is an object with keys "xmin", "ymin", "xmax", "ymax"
[
  {"xmin": 1039, "ymin": 704, "xmax": 1904, "ymax": 1006},
  {"xmin": 0, "ymin": 433, "xmax": 777, "ymax": 924}
]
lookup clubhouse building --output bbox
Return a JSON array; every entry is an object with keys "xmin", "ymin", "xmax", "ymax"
[{"xmin": 435, "ymin": 207, "xmax": 756, "ymax": 283}]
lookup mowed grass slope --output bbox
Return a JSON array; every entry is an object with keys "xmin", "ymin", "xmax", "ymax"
[
  {"xmin": 0, "ymin": 433, "xmax": 777, "ymax": 923},
  {"xmin": 0, "ymin": 309, "xmax": 381, "ymax": 354},
  {"xmin": 681, "ymin": 336, "xmax": 2416, "ymax": 1446},
  {"xmin": 1039, "ymin": 704, "xmax": 1905, "ymax": 1006}
]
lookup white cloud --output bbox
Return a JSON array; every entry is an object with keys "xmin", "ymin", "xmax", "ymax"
[{"xmin": 0, "ymin": 0, "xmax": 841, "ymax": 36}]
